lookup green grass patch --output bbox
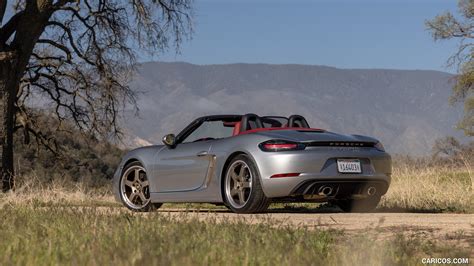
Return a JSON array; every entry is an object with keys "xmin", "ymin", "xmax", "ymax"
[{"xmin": 0, "ymin": 206, "xmax": 470, "ymax": 265}]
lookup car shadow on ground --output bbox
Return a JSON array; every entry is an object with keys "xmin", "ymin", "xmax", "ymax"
[
  {"xmin": 158, "ymin": 203, "xmax": 450, "ymax": 214},
  {"xmin": 158, "ymin": 203, "xmax": 344, "ymax": 214},
  {"xmin": 267, "ymin": 204, "xmax": 343, "ymax": 213}
]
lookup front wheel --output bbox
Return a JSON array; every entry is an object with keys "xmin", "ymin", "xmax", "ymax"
[
  {"xmin": 119, "ymin": 161, "xmax": 162, "ymax": 212},
  {"xmin": 333, "ymin": 196, "xmax": 381, "ymax": 213},
  {"xmin": 223, "ymin": 155, "xmax": 270, "ymax": 213}
]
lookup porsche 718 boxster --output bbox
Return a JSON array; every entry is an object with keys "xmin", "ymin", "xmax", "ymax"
[{"xmin": 113, "ymin": 114, "xmax": 391, "ymax": 213}]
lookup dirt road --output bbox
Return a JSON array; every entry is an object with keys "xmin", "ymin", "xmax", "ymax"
[{"xmin": 158, "ymin": 209, "xmax": 474, "ymax": 244}]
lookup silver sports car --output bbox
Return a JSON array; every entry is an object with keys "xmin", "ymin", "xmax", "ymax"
[{"xmin": 113, "ymin": 114, "xmax": 391, "ymax": 213}]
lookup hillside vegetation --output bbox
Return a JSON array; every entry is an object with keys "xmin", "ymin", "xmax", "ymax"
[{"xmin": 12, "ymin": 115, "xmax": 124, "ymax": 192}]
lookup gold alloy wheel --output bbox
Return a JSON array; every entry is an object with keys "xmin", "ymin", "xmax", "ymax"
[
  {"xmin": 225, "ymin": 160, "xmax": 253, "ymax": 208},
  {"xmin": 120, "ymin": 165, "xmax": 151, "ymax": 209}
]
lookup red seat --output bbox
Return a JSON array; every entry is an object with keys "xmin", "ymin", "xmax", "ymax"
[{"xmin": 232, "ymin": 122, "xmax": 241, "ymax": 136}]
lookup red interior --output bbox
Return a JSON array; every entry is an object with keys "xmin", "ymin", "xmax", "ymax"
[
  {"xmin": 237, "ymin": 127, "xmax": 324, "ymax": 135},
  {"xmin": 232, "ymin": 121, "xmax": 242, "ymax": 136},
  {"xmin": 228, "ymin": 117, "xmax": 324, "ymax": 136}
]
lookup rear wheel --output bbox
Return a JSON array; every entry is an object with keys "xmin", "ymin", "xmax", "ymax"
[
  {"xmin": 333, "ymin": 196, "xmax": 381, "ymax": 213},
  {"xmin": 223, "ymin": 155, "xmax": 270, "ymax": 213},
  {"xmin": 119, "ymin": 161, "xmax": 162, "ymax": 212}
]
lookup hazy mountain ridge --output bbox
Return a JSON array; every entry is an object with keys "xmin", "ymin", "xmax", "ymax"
[{"xmin": 124, "ymin": 62, "xmax": 464, "ymax": 155}]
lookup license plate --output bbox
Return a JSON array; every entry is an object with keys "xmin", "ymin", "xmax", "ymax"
[{"xmin": 337, "ymin": 159, "xmax": 361, "ymax": 173}]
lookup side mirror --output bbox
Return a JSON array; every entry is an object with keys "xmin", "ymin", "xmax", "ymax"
[{"xmin": 162, "ymin": 134, "xmax": 177, "ymax": 148}]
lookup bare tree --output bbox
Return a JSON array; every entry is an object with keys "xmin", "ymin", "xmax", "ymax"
[
  {"xmin": 426, "ymin": 0, "xmax": 473, "ymax": 136},
  {"xmin": 0, "ymin": 0, "xmax": 192, "ymax": 192}
]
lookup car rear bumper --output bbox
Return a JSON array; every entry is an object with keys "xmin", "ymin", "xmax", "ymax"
[{"xmin": 253, "ymin": 147, "xmax": 392, "ymax": 198}]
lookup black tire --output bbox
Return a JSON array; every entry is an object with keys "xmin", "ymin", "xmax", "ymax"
[
  {"xmin": 119, "ymin": 161, "xmax": 162, "ymax": 212},
  {"xmin": 223, "ymin": 154, "xmax": 270, "ymax": 213},
  {"xmin": 334, "ymin": 196, "xmax": 381, "ymax": 213}
]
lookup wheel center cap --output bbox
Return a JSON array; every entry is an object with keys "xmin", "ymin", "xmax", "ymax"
[{"xmin": 133, "ymin": 182, "xmax": 142, "ymax": 192}]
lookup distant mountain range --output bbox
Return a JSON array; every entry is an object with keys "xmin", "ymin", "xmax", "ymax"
[{"xmin": 122, "ymin": 61, "xmax": 465, "ymax": 156}]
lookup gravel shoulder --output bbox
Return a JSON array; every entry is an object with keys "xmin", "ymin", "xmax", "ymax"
[{"xmin": 158, "ymin": 209, "xmax": 474, "ymax": 246}]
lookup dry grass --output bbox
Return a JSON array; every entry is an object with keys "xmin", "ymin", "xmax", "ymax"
[
  {"xmin": 0, "ymin": 174, "xmax": 116, "ymax": 209},
  {"xmin": 0, "ymin": 160, "xmax": 472, "ymax": 265},
  {"xmin": 2, "ymin": 158, "xmax": 473, "ymax": 213},
  {"xmin": 0, "ymin": 206, "xmax": 470, "ymax": 266},
  {"xmin": 379, "ymin": 160, "xmax": 473, "ymax": 213}
]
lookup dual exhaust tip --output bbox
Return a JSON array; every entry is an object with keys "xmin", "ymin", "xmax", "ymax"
[
  {"xmin": 318, "ymin": 185, "xmax": 377, "ymax": 197},
  {"xmin": 319, "ymin": 186, "xmax": 334, "ymax": 196},
  {"xmin": 367, "ymin": 186, "xmax": 377, "ymax": 196}
]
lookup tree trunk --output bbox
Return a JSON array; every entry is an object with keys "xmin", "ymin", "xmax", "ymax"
[
  {"xmin": 0, "ymin": 4, "xmax": 55, "ymax": 192},
  {"xmin": 0, "ymin": 52, "xmax": 17, "ymax": 192}
]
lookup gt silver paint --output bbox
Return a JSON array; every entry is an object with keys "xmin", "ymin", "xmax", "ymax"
[{"xmin": 113, "ymin": 129, "xmax": 391, "ymax": 204}]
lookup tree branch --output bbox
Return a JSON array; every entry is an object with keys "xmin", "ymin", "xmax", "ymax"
[
  {"xmin": 0, "ymin": 0, "xmax": 6, "ymax": 26},
  {"xmin": 0, "ymin": 10, "xmax": 24, "ymax": 45},
  {"xmin": 53, "ymin": 0, "xmax": 76, "ymax": 9},
  {"xmin": 36, "ymin": 38, "xmax": 72, "ymax": 61},
  {"xmin": 46, "ymin": 21, "xmax": 96, "ymax": 65}
]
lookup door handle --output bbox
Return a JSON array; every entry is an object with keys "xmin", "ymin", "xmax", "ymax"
[{"xmin": 196, "ymin": 151, "xmax": 209, "ymax": 157}]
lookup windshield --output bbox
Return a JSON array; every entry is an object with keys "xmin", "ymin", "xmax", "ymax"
[{"xmin": 182, "ymin": 120, "xmax": 235, "ymax": 143}]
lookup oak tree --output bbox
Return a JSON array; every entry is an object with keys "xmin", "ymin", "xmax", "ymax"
[
  {"xmin": 426, "ymin": 0, "xmax": 474, "ymax": 136},
  {"xmin": 0, "ymin": 0, "xmax": 192, "ymax": 191}
]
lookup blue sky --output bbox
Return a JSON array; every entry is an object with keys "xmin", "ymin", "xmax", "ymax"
[{"xmin": 151, "ymin": 0, "xmax": 460, "ymax": 72}]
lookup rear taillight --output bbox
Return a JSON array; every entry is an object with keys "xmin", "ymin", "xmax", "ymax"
[
  {"xmin": 259, "ymin": 140, "xmax": 305, "ymax": 152},
  {"xmin": 374, "ymin": 141, "xmax": 385, "ymax": 152}
]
